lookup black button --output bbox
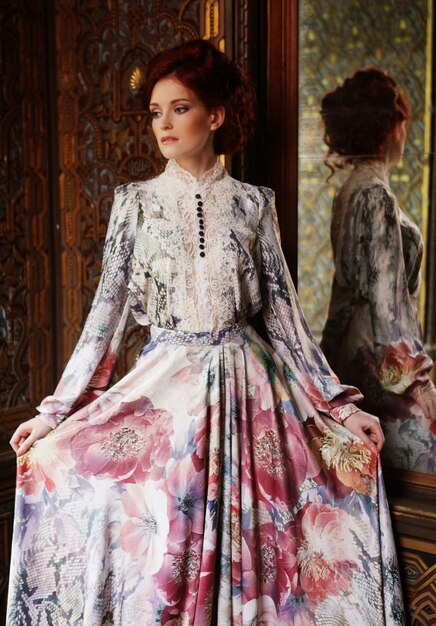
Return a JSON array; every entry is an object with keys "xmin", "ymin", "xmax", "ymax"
[
  {"xmin": 199, "ymin": 244, "xmax": 205, "ymax": 250},
  {"xmin": 200, "ymin": 251, "xmax": 205, "ymax": 257},
  {"xmin": 195, "ymin": 193, "xmax": 201, "ymax": 199},
  {"xmin": 199, "ymin": 219, "xmax": 204, "ymax": 225},
  {"xmin": 199, "ymin": 230, "xmax": 204, "ymax": 236},
  {"xmin": 196, "ymin": 211, "xmax": 203, "ymax": 217},
  {"xmin": 197, "ymin": 201, "xmax": 203, "ymax": 207},
  {"xmin": 199, "ymin": 237, "xmax": 205, "ymax": 243}
]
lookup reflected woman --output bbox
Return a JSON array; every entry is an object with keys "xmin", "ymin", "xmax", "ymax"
[{"xmin": 320, "ymin": 68, "xmax": 436, "ymax": 474}]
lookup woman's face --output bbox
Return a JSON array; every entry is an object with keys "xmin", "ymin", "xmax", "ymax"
[{"xmin": 149, "ymin": 76, "xmax": 223, "ymax": 166}]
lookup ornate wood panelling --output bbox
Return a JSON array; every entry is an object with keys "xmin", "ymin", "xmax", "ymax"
[
  {"xmin": 401, "ymin": 548, "xmax": 436, "ymax": 624},
  {"xmin": 0, "ymin": 4, "xmax": 26, "ymax": 418},
  {"xmin": 0, "ymin": 1, "xmax": 53, "ymax": 432}
]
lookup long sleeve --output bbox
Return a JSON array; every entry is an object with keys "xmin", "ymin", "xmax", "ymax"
[
  {"xmin": 351, "ymin": 185, "xmax": 433, "ymax": 395},
  {"xmin": 36, "ymin": 184, "xmax": 139, "ymax": 428},
  {"xmin": 258, "ymin": 188, "xmax": 363, "ymax": 423}
]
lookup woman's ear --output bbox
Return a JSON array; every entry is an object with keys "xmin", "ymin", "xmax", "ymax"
[{"xmin": 210, "ymin": 106, "xmax": 225, "ymax": 131}]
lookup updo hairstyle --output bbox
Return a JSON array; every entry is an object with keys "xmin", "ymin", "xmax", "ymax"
[
  {"xmin": 143, "ymin": 39, "xmax": 256, "ymax": 155},
  {"xmin": 320, "ymin": 68, "xmax": 409, "ymax": 172}
]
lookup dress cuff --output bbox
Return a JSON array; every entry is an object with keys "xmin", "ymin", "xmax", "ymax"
[
  {"xmin": 329, "ymin": 403, "xmax": 361, "ymax": 424},
  {"xmin": 409, "ymin": 380, "xmax": 436, "ymax": 401},
  {"xmin": 36, "ymin": 413, "xmax": 62, "ymax": 429}
]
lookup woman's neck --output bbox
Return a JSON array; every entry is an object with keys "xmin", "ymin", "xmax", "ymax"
[{"xmin": 354, "ymin": 159, "xmax": 390, "ymax": 183}]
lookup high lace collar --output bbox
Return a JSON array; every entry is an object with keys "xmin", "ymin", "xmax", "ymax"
[
  {"xmin": 353, "ymin": 159, "xmax": 390, "ymax": 185},
  {"xmin": 163, "ymin": 158, "xmax": 228, "ymax": 190}
]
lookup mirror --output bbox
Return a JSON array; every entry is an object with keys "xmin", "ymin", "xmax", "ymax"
[{"xmin": 297, "ymin": 0, "xmax": 435, "ymax": 475}]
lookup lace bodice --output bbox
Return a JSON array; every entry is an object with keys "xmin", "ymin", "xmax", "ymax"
[
  {"xmin": 36, "ymin": 159, "xmax": 362, "ymax": 427},
  {"xmin": 128, "ymin": 159, "xmax": 262, "ymax": 331}
]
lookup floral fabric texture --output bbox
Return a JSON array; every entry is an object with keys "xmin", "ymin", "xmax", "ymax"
[
  {"xmin": 322, "ymin": 161, "xmax": 435, "ymax": 474},
  {"xmin": 8, "ymin": 160, "xmax": 404, "ymax": 625}
]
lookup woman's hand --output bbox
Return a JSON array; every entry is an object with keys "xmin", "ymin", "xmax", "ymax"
[
  {"xmin": 343, "ymin": 410, "xmax": 385, "ymax": 452},
  {"xmin": 9, "ymin": 418, "xmax": 53, "ymax": 456},
  {"xmin": 415, "ymin": 387, "xmax": 436, "ymax": 421}
]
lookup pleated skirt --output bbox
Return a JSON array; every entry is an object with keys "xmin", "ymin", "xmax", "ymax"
[{"xmin": 7, "ymin": 324, "xmax": 404, "ymax": 625}]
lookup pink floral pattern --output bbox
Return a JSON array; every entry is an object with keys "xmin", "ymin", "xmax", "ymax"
[
  {"xmin": 296, "ymin": 500, "xmax": 359, "ymax": 603},
  {"xmin": 70, "ymin": 397, "xmax": 173, "ymax": 483},
  {"xmin": 8, "ymin": 328, "xmax": 403, "ymax": 624},
  {"xmin": 17, "ymin": 430, "xmax": 75, "ymax": 496}
]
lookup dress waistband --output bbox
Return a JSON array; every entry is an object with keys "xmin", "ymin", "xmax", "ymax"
[{"xmin": 150, "ymin": 320, "xmax": 248, "ymax": 346}]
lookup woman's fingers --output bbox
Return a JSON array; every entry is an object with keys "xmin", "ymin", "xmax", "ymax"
[
  {"xmin": 10, "ymin": 417, "xmax": 53, "ymax": 456},
  {"xmin": 10, "ymin": 424, "xmax": 30, "ymax": 454},
  {"xmin": 343, "ymin": 410, "xmax": 385, "ymax": 452},
  {"xmin": 355, "ymin": 428, "xmax": 375, "ymax": 451},
  {"xmin": 17, "ymin": 433, "xmax": 38, "ymax": 456},
  {"xmin": 367, "ymin": 422, "xmax": 385, "ymax": 452},
  {"xmin": 417, "ymin": 388, "xmax": 436, "ymax": 420}
]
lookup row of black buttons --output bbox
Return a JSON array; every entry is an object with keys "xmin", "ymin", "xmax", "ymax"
[{"xmin": 195, "ymin": 193, "xmax": 205, "ymax": 257}]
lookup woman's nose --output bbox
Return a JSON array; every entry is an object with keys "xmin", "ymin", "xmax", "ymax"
[{"xmin": 160, "ymin": 113, "xmax": 173, "ymax": 130}]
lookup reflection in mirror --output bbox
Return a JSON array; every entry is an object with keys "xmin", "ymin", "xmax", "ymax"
[{"xmin": 298, "ymin": 0, "xmax": 435, "ymax": 473}]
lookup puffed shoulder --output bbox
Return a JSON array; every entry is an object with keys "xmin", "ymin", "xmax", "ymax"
[
  {"xmin": 113, "ymin": 180, "xmax": 149, "ymax": 196},
  {"xmin": 228, "ymin": 177, "xmax": 275, "ymax": 203},
  {"xmin": 351, "ymin": 183, "xmax": 396, "ymax": 211}
]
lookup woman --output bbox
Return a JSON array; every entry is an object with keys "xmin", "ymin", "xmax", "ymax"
[
  {"xmin": 8, "ymin": 43, "xmax": 403, "ymax": 625},
  {"xmin": 321, "ymin": 68, "xmax": 436, "ymax": 474}
]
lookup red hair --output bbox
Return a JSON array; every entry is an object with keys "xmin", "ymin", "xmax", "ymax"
[
  {"xmin": 320, "ymin": 68, "xmax": 409, "ymax": 173},
  {"xmin": 143, "ymin": 39, "xmax": 255, "ymax": 155}
]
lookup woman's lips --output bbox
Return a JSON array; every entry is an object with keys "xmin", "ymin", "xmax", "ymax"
[{"xmin": 161, "ymin": 136, "xmax": 178, "ymax": 144}]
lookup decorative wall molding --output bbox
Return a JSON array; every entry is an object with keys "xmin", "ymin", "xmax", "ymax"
[{"xmin": 0, "ymin": 0, "xmax": 53, "ymax": 433}]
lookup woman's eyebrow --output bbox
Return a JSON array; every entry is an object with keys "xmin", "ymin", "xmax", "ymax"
[{"xmin": 149, "ymin": 98, "xmax": 192, "ymax": 107}]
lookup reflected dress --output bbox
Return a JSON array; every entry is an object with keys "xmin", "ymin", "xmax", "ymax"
[
  {"xmin": 7, "ymin": 159, "xmax": 404, "ymax": 625},
  {"xmin": 322, "ymin": 161, "xmax": 435, "ymax": 474}
]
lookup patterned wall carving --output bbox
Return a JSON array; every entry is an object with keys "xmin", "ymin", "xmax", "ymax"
[
  {"xmin": 0, "ymin": 1, "xmax": 52, "ymax": 425},
  {"xmin": 55, "ymin": 0, "xmax": 225, "ymax": 376},
  {"xmin": 402, "ymin": 549, "xmax": 436, "ymax": 625},
  {"xmin": 0, "ymin": 3, "xmax": 26, "ymax": 415},
  {"xmin": 298, "ymin": 0, "xmax": 432, "ymax": 338}
]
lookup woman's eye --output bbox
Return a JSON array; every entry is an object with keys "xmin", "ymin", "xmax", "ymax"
[
  {"xmin": 175, "ymin": 106, "xmax": 189, "ymax": 114},
  {"xmin": 150, "ymin": 111, "xmax": 161, "ymax": 118}
]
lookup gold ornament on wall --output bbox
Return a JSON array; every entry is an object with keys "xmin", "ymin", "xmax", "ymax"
[{"xmin": 128, "ymin": 65, "xmax": 145, "ymax": 95}]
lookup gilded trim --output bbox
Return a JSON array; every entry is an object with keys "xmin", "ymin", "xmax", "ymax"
[{"xmin": 419, "ymin": 0, "xmax": 433, "ymax": 326}]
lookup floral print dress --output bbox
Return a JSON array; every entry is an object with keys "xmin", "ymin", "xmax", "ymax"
[
  {"xmin": 322, "ymin": 161, "xmax": 435, "ymax": 474},
  {"xmin": 7, "ymin": 159, "xmax": 404, "ymax": 625}
]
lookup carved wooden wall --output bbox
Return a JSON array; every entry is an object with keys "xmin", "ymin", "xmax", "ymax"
[{"xmin": 0, "ymin": 0, "xmax": 53, "ymax": 434}]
